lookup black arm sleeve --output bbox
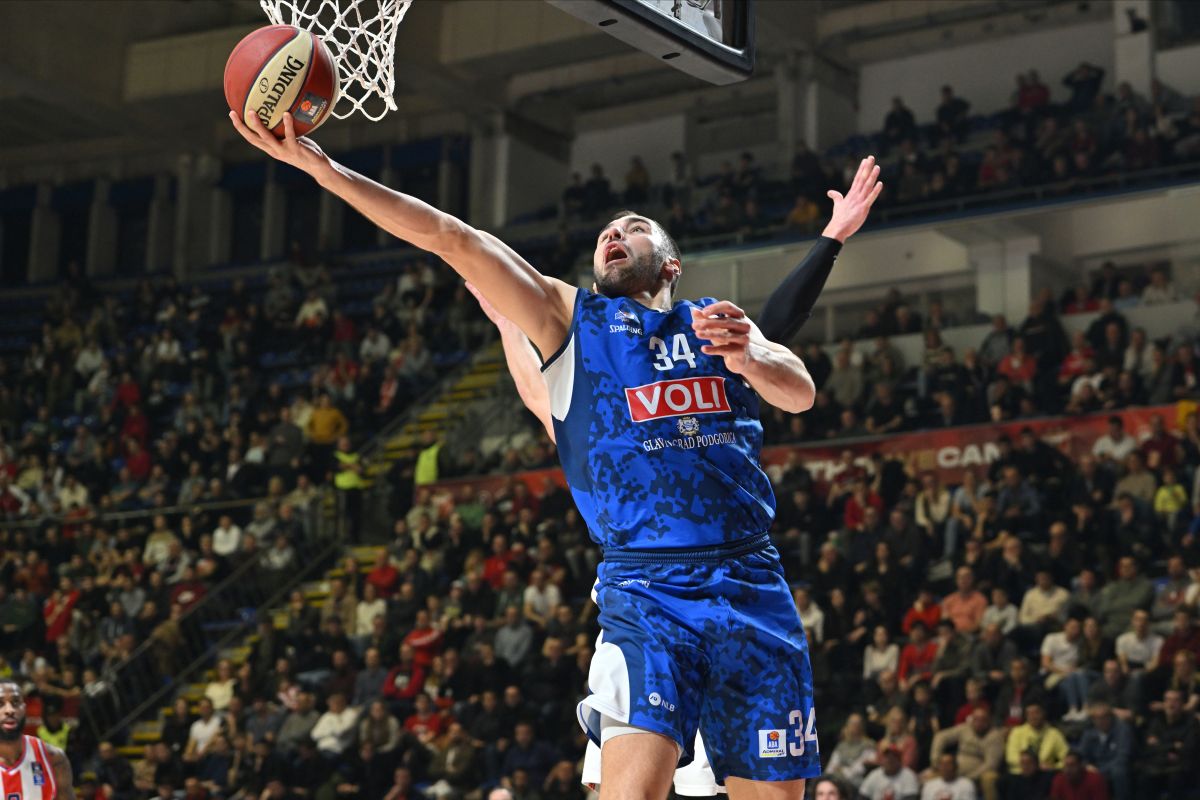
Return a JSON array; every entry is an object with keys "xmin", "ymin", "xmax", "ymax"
[{"xmin": 755, "ymin": 235, "xmax": 842, "ymax": 344}]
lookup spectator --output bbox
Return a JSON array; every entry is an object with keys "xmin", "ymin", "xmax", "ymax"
[
  {"xmin": 864, "ymin": 625, "xmax": 900, "ymax": 683},
  {"xmin": 1049, "ymin": 751, "xmax": 1108, "ymax": 800},
  {"xmin": 860, "ymin": 745, "xmax": 919, "ymax": 800},
  {"xmin": 1004, "ymin": 702, "xmax": 1068, "ymax": 774},
  {"xmin": 921, "ymin": 753, "xmax": 977, "ymax": 800},
  {"xmin": 310, "ymin": 692, "xmax": 359, "ymax": 758},
  {"xmin": 943, "ymin": 567, "xmax": 988, "ymax": 636},
  {"xmin": 1000, "ymin": 748, "xmax": 1052, "ymax": 800},
  {"xmin": 826, "ymin": 713, "xmax": 876, "ymax": 789},
  {"xmin": 934, "ymin": 86, "xmax": 971, "ymax": 146},
  {"xmin": 183, "ymin": 699, "xmax": 225, "ymax": 764},
  {"xmin": 623, "ymin": 157, "xmax": 650, "ymax": 204},
  {"xmin": 1097, "ymin": 559, "xmax": 1155, "ymax": 640},
  {"xmin": 1138, "ymin": 689, "xmax": 1198, "ymax": 799},
  {"xmin": 1141, "ymin": 266, "xmax": 1182, "ymax": 305},
  {"xmin": 1077, "ymin": 700, "xmax": 1132, "ymax": 800},
  {"xmin": 930, "ymin": 707, "xmax": 1005, "ymax": 800}
]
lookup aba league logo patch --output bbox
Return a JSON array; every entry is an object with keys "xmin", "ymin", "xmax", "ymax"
[{"xmin": 758, "ymin": 729, "xmax": 787, "ymax": 758}]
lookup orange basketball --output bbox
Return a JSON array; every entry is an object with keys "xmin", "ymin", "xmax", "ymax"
[{"xmin": 224, "ymin": 24, "xmax": 340, "ymax": 137}]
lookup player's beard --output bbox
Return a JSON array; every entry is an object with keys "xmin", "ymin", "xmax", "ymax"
[
  {"xmin": 0, "ymin": 712, "xmax": 24, "ymax": 741},
  {"xmin": 593, "ymin": 247, "xmax": 660, "ymax": 299}
]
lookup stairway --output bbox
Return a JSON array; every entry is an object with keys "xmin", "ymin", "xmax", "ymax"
[
  {"xmin": 116, "ymin": 544, "xmax": 387, "ymax": 762},
  {"xmin": 362, "ymin": 340, "xmax": 505, "ymax": 486}
]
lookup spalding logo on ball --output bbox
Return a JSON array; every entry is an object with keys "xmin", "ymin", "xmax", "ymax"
[{"xmin": 224, "ymin": 24, "xmax": 340, "ymax": 137}]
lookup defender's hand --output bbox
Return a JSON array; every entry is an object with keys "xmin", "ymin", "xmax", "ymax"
[
  {"xmin": 823, "ymin": 155, "xmax": 884, "ymax": 243},
  {"xmin": 228, "ymin": 110, "xmax": 331, "ymax": 177},
  {"xmin": 691, "ymin": 301, "xmax": 752, "ymax": 374}
]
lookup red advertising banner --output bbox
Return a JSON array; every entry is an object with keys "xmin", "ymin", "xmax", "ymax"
[
  {"xmin": 760, "ymin": 404, "xmax": 1181, "ymax": 486},
  {"xmin": 427, "ymin": 405, "xmax": 1186, "ymax": 501}
]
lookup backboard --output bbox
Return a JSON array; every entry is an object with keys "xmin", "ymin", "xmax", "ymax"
[{"xmin": 546, "ymin": 0, "xmax": 755, "ymax": 85}]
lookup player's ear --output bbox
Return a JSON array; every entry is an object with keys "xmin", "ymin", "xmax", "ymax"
[{"xmin": 663, "ymin": 257, "xmax": 681, "ymax": 292}]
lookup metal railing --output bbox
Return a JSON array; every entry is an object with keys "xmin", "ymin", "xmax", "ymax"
[{"xmin": 81, "ymin": 488, "xmax": 341, "ymax": 743}]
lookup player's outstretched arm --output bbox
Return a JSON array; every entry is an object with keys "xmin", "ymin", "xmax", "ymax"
[
  {"xmin": 757, "ymin": 156, "xmax": 883, "ymax": 344},
  {"xmin": 465, "ymin": 283, "xmax": 557, "ymax": 443},
  {"xmin": 46, "ymin": 743, "xmax": 77, "ymax": 800},
  {"xmin": 228, "ymin": 111, "xmax": 574, "ymax": 358},
  {"xmin": 692, "ymin": 301, "xmax": 814, "ymax": 413}
]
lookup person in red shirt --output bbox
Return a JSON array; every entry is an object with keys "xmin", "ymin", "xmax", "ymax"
[
  {"xmin": 365, "ymin": 551, "xmax": 399, "ymax": 599},
  {"xmin": 843, "ymin": 478, "xmax": 883, "ymax": 531},
  {"xmin": 1140, "ymin": 413, "xmax": 1181, "ymax": 471},
  {"xmin": 481, "ymin": 534, "xmax": 511, "ymax": 590},
  {"xmin": 902, "ymin": 588, "xmax": 942, "ymax": 635},
  {"xmin": 113, "ymin": 371, "xmax": 141, "ymax": 410},
  {"xmin": 124, "ymin": 438, "xmax": 152, "ymax": 481},
  {"xmin": 403, "ymin": 693, "xmax": 446, "ymax": 742},
  {"xmin": 383, "ymin": 643, "xmax": 425, "ymax": 708},
  {"xmin": 1058, "ymin": 332, "xmax": 1094, "ymax": 385},
  {"xmin": 43, "ymin": 580, "xmax": 80, "ymax": 644},
  {"xmin": 1050, "ymin": 751, "xmax": 1109, "ymax": 800},
  {"xmin": 401, "ymin": 610, "xmax": 443, "ymax": 670},
  {"xmin": 1158, "ymin": 608, "xmax": 1200, "ymax": 672},
  {"xmin": 997, "ymin": 337, "xmax": 1038, "ymax": 388},
  {"xmin": 954, "ymin": 677, "xmax": 991, "ymax": 725},
  {"xmin": 120, "ymin": 404, "xmax": 149, "ymax": 446},
  {"xmin": 898, "ymin": 621, "xmax": 938, "ymax": 691}
]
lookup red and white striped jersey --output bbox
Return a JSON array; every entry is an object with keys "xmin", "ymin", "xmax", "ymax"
[{"xmin": 0, "ymin": 735, "xmax": 58, "ymax": 800}]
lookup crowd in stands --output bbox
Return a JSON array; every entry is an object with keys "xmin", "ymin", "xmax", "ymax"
[
  {"xmin": 0, "ymin": 256, "xmax": 498, "ymax": 796},
  {"xmin": 758, "ymin": 261, "xmax": 1200, "ymax": 447},
  {"xmin": 5, "ymin": 62, "xmax": 1200, "ymax": 800},
  {"xmin": 555, "ymin": 63, "xmax": 1200, "ymax": 251}
]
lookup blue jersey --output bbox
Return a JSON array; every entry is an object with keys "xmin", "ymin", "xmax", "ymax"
[{"xmin": 541, "ymin": 288, "xmax": 775, "ymax": 550}]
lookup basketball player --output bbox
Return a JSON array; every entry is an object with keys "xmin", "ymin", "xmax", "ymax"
[
  {"xmin": 0, "ymin": 681, "xmax": 76, "ymax": 800},
  {"xmin": 466, "ymin": 160, "xmax": 882, "ymax": 795},
  {"xmin": 469, "ymin": 156, "xmax": 882, "ymax": 444},
  {"xmin": 231, "ymin": 110, "xmax": 860, "ymax": 798}
]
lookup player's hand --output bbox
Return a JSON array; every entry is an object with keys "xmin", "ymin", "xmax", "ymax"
[
  {"xmin": 229, "ymin": 110, "xmax": 330, "ymax": 177},
  {"xmin": 823, "ymin": 155, "xmax": 883, "ymax": 243},
  {"xmin": 691, "ymin": 301, "xmax": 752, "ymax": 374}
]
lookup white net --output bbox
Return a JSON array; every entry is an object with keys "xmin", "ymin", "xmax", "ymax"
[{"xmin": 259, "ymin": 0, "xmax": 412, "ymax": 121}]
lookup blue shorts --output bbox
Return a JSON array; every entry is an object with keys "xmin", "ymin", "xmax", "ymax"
[{"xmin": 577, "ymin": 533, "xmax": 821, "ymax": 784}]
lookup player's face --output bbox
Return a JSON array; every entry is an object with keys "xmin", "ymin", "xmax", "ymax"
[
  {"xmin": 592, "ymin": 216, "xmax": 663, "ymax": 298},
  {"xmin": 0, "ymin": 684, "xmax": 25, "ymax": 741}
]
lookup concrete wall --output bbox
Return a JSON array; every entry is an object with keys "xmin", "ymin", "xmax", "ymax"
[
  {"xmin": 856, "ymin": 20, "xmax": 1114, "ymax": 131},
  {"xmin": 570, "ymin": 114, "xmax": 686, "ymax": 189},
  {"xmin": 1157, "ymin": 41, "xmax": 1200, "ymax": 97}
]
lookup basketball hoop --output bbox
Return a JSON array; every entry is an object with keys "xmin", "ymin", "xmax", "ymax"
[{"xmin": 259, "ymin": 0, "xmax": 412, "ymax": 121}]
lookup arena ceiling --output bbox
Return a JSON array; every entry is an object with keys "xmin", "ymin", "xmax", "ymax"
[{"xmin": 0, "ymin": 0, "xmax": 1098, "ymax": 172}]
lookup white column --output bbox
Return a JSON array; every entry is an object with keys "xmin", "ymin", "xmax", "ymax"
[
  {"xmin": 86, "ymin": 177, "xmax": 117, "ymax": 277},
  {"xmin": 775, "ymin": 51, "xmax": 801, "ymax": 162},
  {"xmin": 971, "ymin": 235, "xmax": 1039, "ymax": 322},
  {"xmin": 146, "ymin": 172, "xmax": 174, "ymax": 274},
  {"xmin": 317, "ymin": 190, "xmax": 343, "ymax": 254},
  {"xmin": 467, "ymin": 112, "xmax": 505, "ymax": 229},
  {"xmin": 261, "ymin": 162, "xmax": 286, "ymax": 262},
  {"xmin": 27, "ymin": 182, "xmax": 60, "ymax": 283},
  {"xmin": 1113, "ymin": 0, "xmax": 1155, "ymax": 96}
]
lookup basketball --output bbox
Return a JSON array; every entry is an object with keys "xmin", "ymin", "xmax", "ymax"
[{"xmin": 223, "ymin": 24, "xmax": 340, "ymax": 137}]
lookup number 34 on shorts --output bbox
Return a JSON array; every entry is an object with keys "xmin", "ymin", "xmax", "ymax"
[{"xmin": 757, "ymin": 709, "xmax": 819, "ymax": 759}]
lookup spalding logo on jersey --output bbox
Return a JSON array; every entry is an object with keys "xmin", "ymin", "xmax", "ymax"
[{"xmin": 625, "ymin": 377, "xmax": 730, "ymax": 422}]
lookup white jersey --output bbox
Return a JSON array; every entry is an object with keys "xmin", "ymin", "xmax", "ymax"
[{"xmin": 1, "ymin": 736, "xmax": 58, "ymax": 800}]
